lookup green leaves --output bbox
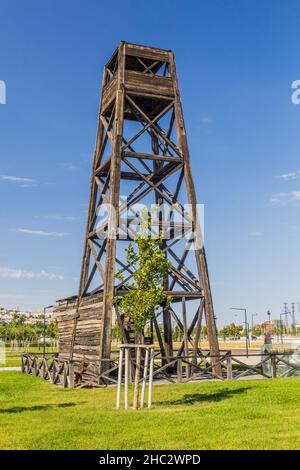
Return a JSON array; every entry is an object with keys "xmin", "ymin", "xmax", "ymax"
[
  {"xmin": 115, "ymin": 215, "xmax": 172, "ymax": 334},
  {"xmin": 219, "ymin": 323, "xmax": 243, "ymax": 338}
]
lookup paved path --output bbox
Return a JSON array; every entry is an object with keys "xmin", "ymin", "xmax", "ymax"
[
  {"xmin": 219, "ymin": 348, "xmax": 262, "ymax": 366},
  {"xmin": 0, "ymin": 367, "xmax": 21, "ymax": 371}
]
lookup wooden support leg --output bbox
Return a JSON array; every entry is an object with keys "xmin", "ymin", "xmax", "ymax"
[
  {"xmin": 116, "ymin": 347, "xmax": 123, "ymax": 409},
  {"xmin": 68, "ymin": 361, "xmax": 75, "ymax": 388},
  {"xmin": 182, "ymin": 297, "xmax": 190, "ymax": 379},
  {"xmin": 133, "ymin": 346, "xmax": 141, "ymax": 410},
  {"xmin": 124, "ymin": 348, "xmax": 129, "ymax": 410},
  {"xmin": 271, "ymin": 354, "xmax": 277, "ymax": 379},
  {"xmin": 141, "ymin": 348, "xmax": 150, "ymax": 408},
  {"xmin": 177, "ymin": 357, "xmax": 183, "ymax": 382},
  {"xmin": 226, "ymin": 354, "xmax": 233, "ymax": 381},
  {"xmin": 148, "ymin": 349, "xmax": 154, "ymax": 409}
]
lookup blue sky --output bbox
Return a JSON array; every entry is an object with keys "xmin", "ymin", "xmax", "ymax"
[{"xmin": 0, "ymin": 0, "xmax": 300, "ymax": 326}]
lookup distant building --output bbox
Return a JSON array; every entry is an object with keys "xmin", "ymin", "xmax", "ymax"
[
  {"xmin": 260, "ymin": 319, "xmax": 287, "ymax": 334},
  {"xmin": 0, "ymin": 307, "xmax": 54, "ymax": 325},
  {"xmin": 260, "ymin": 321, "xmax": 274, "ymax": 333}
]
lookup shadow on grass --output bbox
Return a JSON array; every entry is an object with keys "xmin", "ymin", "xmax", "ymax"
[
  {"xmin": 0, "ymin": 402, "xmax": 85, "ymax": 414},
  {"xmin": 157, "ymin": 386, "xmax": 251, "ymax": 406}
]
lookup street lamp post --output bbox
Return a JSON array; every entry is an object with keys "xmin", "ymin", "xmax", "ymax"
[
  {"xmin": 43, "ymin": 305, "xmax": 53, "ymax": 356},
  {"xmin": 266, "ymin": 309, "xmax": 272, "ymax": 338},
  {"xmin": 230, "ymin": 307, "xmax": 249, "ymax": 357}
]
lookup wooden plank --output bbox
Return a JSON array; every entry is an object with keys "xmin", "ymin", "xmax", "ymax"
[
  {"xmin": 125, "ymin": 43, "xmax": 170, "ymax": 62},
  {"xmin": 124, "ymin": 151, "xmax": 181, "ymax": 163},
  {"xmin": 102, "ymin": 75, "xmax": 117, "ymax": 112},
  {"xmin": 125, "ymin": 70, "xmax": 174, "ymax": 98}
]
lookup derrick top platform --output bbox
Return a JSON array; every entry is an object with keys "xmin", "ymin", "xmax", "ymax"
[
  {"xmin": 106, "ymin": 41, "xmax": 173, "ymax": 70},
  {"xmin": 102, "ymin": 42, "xmax": 176, "ymax": 120}
]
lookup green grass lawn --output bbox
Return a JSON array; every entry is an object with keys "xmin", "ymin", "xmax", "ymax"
[
  {"xmin": 0, "ymin": 351, "xmax": 26, "ymax": 367},
  {"xmin": 0, "ymin": 356, "xmax": 18, "ymax": 368},
  {"xmin": 0, "ymin": 372, "xmax": 300, "ymax": 450},
  {"xmin": 0, "ymin": 346, "xmax": 57, "ymax": 368},
  {"xmin": 0, "ymin": 344, "xmax": 121, "ymax": 368}
]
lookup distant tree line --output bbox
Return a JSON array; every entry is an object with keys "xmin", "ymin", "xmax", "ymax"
[
  {"xmin": 111, "ymin": 321, "xmax": 209, "ymax": 343},
  {"xmin": 0, "ymin": 312, "xmax": 58, "ymax": 350}
]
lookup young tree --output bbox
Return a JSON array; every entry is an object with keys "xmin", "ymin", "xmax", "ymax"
[
  {"xmin": 115, "ymin": 234, "xmax": 171, "ymax": 341},
  {"xmin": 47, "ymin": 320, "xmax": 59, "ymax": 350},
  {"xmin": 111, "ymin": 322, "xmax": 122, "ymax": 345},
  {"xmin": 0, "ymin": 323, "xmax": 7, "ymax": 340},
  {"xmin": 252, "ymin": 325, "xmax": 262, "ymax": 337},
  {"xmin": 201, "ymin": 326, "xmax": 208, "ymax": 339},
  {"xmin": 219, "ymin": 323, "xmax": 243, "ymax": 340},
  {"xmin": 114, "ymin": 213, "xmax": 172, "ymax": 409},
  {"xmin": 11, "ymin": 312, "xmax": 26, "ymax": 326}
]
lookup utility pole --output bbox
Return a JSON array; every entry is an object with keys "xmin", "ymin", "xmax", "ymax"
[
  {"xmin": 266, "ymin": 309, "xmax": 271, "ymax": 336},
  {"xmin": 43, "ymin": 305, "xmax": 53, "ymax": 356},
  {"xmin": 283, "ymin": 302, "xmax": 289, "ymax": 333},
  {"xmin": 230, "ymin": 307, "xmax": 249, "ymax": 357},
  {"xmin": 291, "ymin": 303, "xmax": 296, "ymax": 333},
  {"xmin": 251, "ymin": 313, "xmax": 258, "ymax": 338},
  {"xmin": 280, "ymin": 313, "xmax": 285, "ymax": 344}
]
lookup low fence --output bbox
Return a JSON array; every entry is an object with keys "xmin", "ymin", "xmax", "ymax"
[
  {"xmin": 21, "ymin": 354, "xmax": 74, "ymax": 388},
  {"xmin": 168, "ymin": 351, "xmax": 300, "ymax": 382},
  {"xmin": 21, "ymin": 354, "xmax": 119, "ymax": 388},
  {"xmin": 21, "ymin": 350, "xmax": 300, "ymax": 388}
]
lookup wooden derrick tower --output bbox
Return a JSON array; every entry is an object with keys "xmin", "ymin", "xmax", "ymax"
[{"xmin": 55, "ymin": 42, "xmax": 220, "ymax": 377}]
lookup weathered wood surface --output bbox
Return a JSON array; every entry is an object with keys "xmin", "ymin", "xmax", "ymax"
[
  {"xmin": 124, "ymin": 71, "xmax": 174, "ymax": 98},
  {"xmin": 21, "ymin": 354, "xmax": 75, "ymax": 388},
  {"xmin": 102, "ymin": 74, "xmax": 117, "ymax": 113},
  {"xmin": 125, "ymin": 43, "xmax": 170, "ymax": 62},
  {"xmin": 54, "ymin": 295, "xmax": 103, "ymax": 364}
]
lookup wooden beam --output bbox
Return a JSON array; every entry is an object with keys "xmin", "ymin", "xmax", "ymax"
[
  {"xmin": 123, "ymin": 151, "xmax": 182, "ymax": 163},
  {"xmin": 168, "ymin": 52, "xmax": 221, "ymax": 374},
  {"xmin": 99, "ymin": 43, "xmax": 125, "ymax": 377}
]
